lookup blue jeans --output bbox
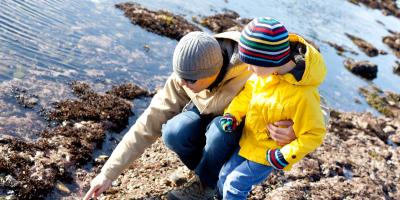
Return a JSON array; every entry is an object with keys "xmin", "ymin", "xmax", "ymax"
[
  {"xmin": 217, "ymin": 148, "xmax": 274, "ymax": 200},
  {"xmin": 162, "ymin": 106, "xmax": 243, "ymax": 188}
]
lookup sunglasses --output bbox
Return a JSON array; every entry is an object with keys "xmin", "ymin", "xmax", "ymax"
[{"xmin": 183, "ymin": 78, "xmax": 197, "ymax": 84}]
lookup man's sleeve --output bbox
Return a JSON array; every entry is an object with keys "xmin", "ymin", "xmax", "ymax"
[
  {"xmin": 224, "ymin": 77, "xmax": 254, "ymax": 124},
  {"xmin": 100, "ymin": 74, "xmax": 190, "ymax": 180}
]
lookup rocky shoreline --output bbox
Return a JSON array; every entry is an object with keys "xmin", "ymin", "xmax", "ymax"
[
  {"xmin": 81, "ymin": 109, "xmax": 399, "ymax": 199},
  {"xmin": 1, "ymin": 1, "xmax": 400, "ymax": 199},
  {"xmin": 0, "ymin": 82, "xmax": 150, "ymax": 199}
]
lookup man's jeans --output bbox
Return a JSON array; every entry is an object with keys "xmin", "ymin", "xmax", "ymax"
[{"xmin": 162, "ymin": 106, "xmax": 242, "ymax": 188}]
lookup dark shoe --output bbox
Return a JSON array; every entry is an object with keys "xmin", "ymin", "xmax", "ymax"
[{"xmin": 167, "ymin": 176, "xmax": 216, "ymax": 200}]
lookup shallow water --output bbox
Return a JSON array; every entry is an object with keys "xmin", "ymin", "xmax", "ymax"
[
  {"xmin": 1, "ymin": 0, "xmax": 400, "ymax": 198},
  {"xmin": 1, "ymin": 0, "xmax": 400, "ymax": 139}
]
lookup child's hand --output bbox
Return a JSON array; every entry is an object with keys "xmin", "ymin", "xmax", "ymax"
[
  {"xmin": 266, "ymin": 149, "xmax": 289, "ymax": 170},
  {"xmin": 219, "ymin": 113, "xmax": 238, "ymax": 133}
]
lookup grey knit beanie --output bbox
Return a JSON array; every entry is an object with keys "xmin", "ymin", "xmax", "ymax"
[{"xmin": 173, "ymin": 31, "xmax": 223, "ymax": 80}]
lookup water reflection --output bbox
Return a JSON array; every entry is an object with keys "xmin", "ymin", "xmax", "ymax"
[{"xmin": 1, "ymin": 0, "xmax": 400, "ymax": 135}]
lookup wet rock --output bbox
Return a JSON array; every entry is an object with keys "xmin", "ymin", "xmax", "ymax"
[
  {"xmin": 11, "ymin": 87, "xmax": 39, "ymax": 109},
  {"xmin": 115, "ymin": 3, "xmax": 201, "ymax": 40},
  {"xmin": 106, "ymin": 83, "xmax": 150, "ymax": 100},
  {"xmin": 94, "ymin": 108, "xmax": 400, "ymax": 199},
  {"xmin": 324, "ymin": 41, "xmax": 359, "ymax": 56},
  {"xmin": 394, "ymin": 60, "xmax": 400, "ymax": 75},
  {"xmin": 389, "ymin": 132, "xmax": 400, "ymax": 145},
  {"xmin": 199, "ymin": 10, "xmax": 252, "ymax": 33},
  {"xmin": 345, "ymin": 33, "xmax": 379, "ymax": 57},
  {"xmin": 0, "ymin": 195, "xmax": 17, "ymax": 200},
  {"xmin": 379, "ymin": 49, "xmax": 388, "ymax": 55},
  {"xmin": 47, "ymin": 81, "xmax": 133, "ymax": 132},
  {"xmin": 55, "ymin": 181, "xmax": 70, "ymax": 194},
  {"xmin": 343, "ymin": 58, "xmax": 378, "ymax": 80},
  {"xmin": 1, "ymin": 81, "xmax": 150, "ymax": 199},
  {"xmin": 383, "ymin": 30, "xmax": 400, "ymax": 58},
  {"xmin": 94, "ymin": 155, "xmax": 109, "ymax": 166},
  {"xmin": 359, "ymin": 86, "xmax": 400, "ymax": 118},
  {"xmin": 348, "ymin": 0, "xmax": 400, "ymax": 18}
]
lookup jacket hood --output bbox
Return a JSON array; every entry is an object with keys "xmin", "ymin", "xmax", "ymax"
[{"xmin": 281, "ymin": 34, "xmax": 327, "ymax": 87}]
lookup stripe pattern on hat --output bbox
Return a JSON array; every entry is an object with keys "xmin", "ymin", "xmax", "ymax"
[{"xmin": 239, "ymin": 17, "xmax": 291, "ymax": 67}]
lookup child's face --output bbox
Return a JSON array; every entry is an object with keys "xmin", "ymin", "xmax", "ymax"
[{"xmin": 247, "ymin": 65, "xmax": 279, "ymax": 77}]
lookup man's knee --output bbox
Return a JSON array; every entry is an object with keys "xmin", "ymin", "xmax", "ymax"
[
  {"xmin": 162, "ymin": 111, "xmax": 201, "ymax": 150},
  {"xmin": 206, "ymin": 116, "xmax": 241, "ymax": 146}
]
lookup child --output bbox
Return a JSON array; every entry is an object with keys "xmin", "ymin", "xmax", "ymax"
[{"xmin": 218, "ymin": 17, "xmax": 327, "ymax": 199}]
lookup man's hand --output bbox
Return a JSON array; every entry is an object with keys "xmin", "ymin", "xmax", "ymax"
[
  {"xmin": 83, "ymin": 173, "xmax": 112, "ymax": 200},
  {"xmin": 267, "ymin": 120, "xmax": 296, "ymax": 146}
]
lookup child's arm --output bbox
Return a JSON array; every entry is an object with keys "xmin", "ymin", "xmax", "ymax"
[
  {"xmin": 267, "ymin": 92, "xmax": 327, "ymax": 170},
  {"xmin": 219, "ymin": 77, "xmax": 254, "ymax": 132}
]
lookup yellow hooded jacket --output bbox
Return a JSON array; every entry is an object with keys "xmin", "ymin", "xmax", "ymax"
[{"xmin": 225, "ymin": 34, "xmax": 327, "ymax": 170}]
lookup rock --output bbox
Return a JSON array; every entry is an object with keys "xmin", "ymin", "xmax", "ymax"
[
  {"xmin": 0, "ymin": 81, "xmax": 150, "ymax": 199},
  {"xmin": 112, "ymin": 180, "xmax": 121, "ymax": 187},
  {"xmin": 199, "ymin": 10, "xmax": 251, "ymax": 33},
  {"xmin": 48, "ymin": 81, "xmax": 133, "ymax": 132},
  {"xmin": 345, "ymin": 33, "xmax": 379, "ymax": 57},
  {"xmin": 348, "ymin": 0, "xmax": 400, "ymax": 19},
  {"xmin": 383, "ymin": 31, "xmax": 400, "ymax": 58},
  {"xmin": 359, "ymin": 86, "xmax": 400, "ymax": 118},
  {"xmin": 383, "ymin": 125, "xmax": 396, "ymax": 134},
  {"xmin": 394, "ymin": 60, "xmax": 400, "ymax": 75},
  {"xmin": 106, "ymin": 83, "xmax": 150, "ymax": 100},
  {"xmin": 324, "ymin": 41, "xmax": 358, "ymax": 56},
  {"xmin": 379, "ymin": 49, "xmax": 388, "ymax": 55},
  {"xmin": 94, "ymin": 155, "xmax": 109, "ymax": 165},
  {"xmin": 11, "ymin": 87, "xmax": 39, "ymax": 108},
  {"xmin": 344, "ymin": 58, "xmax": 377, "ymax": 80},
  {"xmin": 388, "ymin": 132, "xmax": 400, "ymax": 145},
  {"xmin": 115, "ymin": 3, "xmax": 201, "ymax": 40},
  {"xmin": 55, "ymin": 181, "xmax": 70, "ymax": 194},
  {"xmin": 0, "ymin": 195, "xmax": 17, "ymax": 200}
]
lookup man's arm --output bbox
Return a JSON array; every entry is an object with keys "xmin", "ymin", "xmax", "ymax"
[
  {"xmin": 84, "ymin": 74, "xmax": 190, "ymax": 199},
  {"xmin": 268, "ymin": 95, "xmax": 330, "ymax": 145},
  {"xmin": 223, "ymin": 75, "xmax": 255, "ymax": 124}
]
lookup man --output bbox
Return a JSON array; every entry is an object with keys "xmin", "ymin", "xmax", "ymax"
[{"xmin": 84, "ymin": 31, "xmax": 322, "ymax": 200}]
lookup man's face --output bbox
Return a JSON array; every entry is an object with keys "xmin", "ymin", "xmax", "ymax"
[{"xmin": 178, "ymin": 73, "xmax": 219, "ymax": 93}]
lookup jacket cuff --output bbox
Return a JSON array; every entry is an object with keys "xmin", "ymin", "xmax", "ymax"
[
  {"xmin": 266, "ymin": 149, "xmax": 289, "ymax": 170},
  {"xmin": 100, "ymin": 166, "xmax": 120, "ymax": 181}
]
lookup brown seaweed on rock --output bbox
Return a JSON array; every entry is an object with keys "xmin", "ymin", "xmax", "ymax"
[
  {"xmin": 348, "ymin": 0, "xmax": 400, "ymax": 18},
  {"xmin": 343, "ymin": 58, "xmax": 378, "ymax": 80},
  {"xmin": 11, "ymin": 87, "xmax": 39, "ymax": 109},
  {"xmin": 0, "ymin": 121, "xmax": 105, "ymax": 200},
  {"xmin": 359, "ymin": 86, "xmax": 400, "ymax": 118},
  {"xmin": 199, "ymin": 10, "xmax": 252, "ymax": 33},
  {"xmin": 323, "ymin": 41, "xmax": 359, "ymax": 56},
  {"xmin": 394, "ymin": 60, "xmax": 400, "ymax": 75},
  {"xmin": 1, "ymin": 81, "xmax": 149, "ymax": 199},
  {"xmin": 383, "ymin": 30, "xmax": 400, "ymax": 58},
  {"xmin": 106, "ymin": 83, "xmax": 151, "ymax": 99},
  {"xmin": 345, "ymin": 33, "xmax": 380, "ymax": 57},
  {"xmin": 96, "ymin": 110, "xmax": 400, "ymax": 199},
  {"xmin": 115, "ymin": 2, "xmax": 201, "ymax": 40},
  {"xmin": 47, "ymin": 81, "xmax": 133, "ymax": 132}
]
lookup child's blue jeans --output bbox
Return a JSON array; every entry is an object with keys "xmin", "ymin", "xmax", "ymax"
[{"xmin": 217, "ymin": 147, "xmax": 274, "ymax": 200}]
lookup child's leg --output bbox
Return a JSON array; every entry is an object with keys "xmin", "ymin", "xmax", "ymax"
[
  {"xmin": 217, "ymin": 148, "xmax": 245, "ymax": 196},
  {"xmin": 222, "ymin": 157, "xmax": 274, "ymax": 200}
]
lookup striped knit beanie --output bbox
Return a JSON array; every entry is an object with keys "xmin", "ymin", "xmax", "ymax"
[{"xmin": 239, "ymin": 17, "xmax": 291, "ymax": 67}]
